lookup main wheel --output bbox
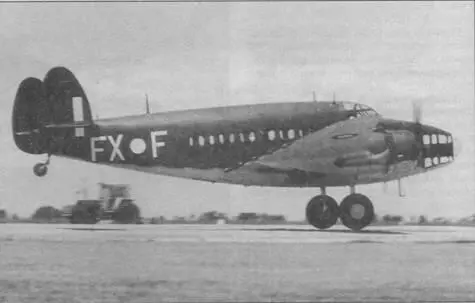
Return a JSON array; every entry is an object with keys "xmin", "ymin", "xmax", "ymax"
[
  {"xmin": 339, "ymin": 193, "xmax": 374, "ymax": 231},
  {"xmin": 306, "ymin": 195, "xmax": 340, "ymax": 230},
  {"xmin": 33, "ymin": 163, "xmax": 48, "ymax": 177}
]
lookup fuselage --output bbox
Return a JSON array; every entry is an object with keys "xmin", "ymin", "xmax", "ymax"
[
  {"xmin": 55, "ymin": 101, "xmax": 455, "ymax": 187},
  {"xmin": 12, "ymin": 66, "xmax": 457, "ymax": 231},
  {"xmin": 92, "ymin": 102, "xmax": 352, "ymax": 168}
]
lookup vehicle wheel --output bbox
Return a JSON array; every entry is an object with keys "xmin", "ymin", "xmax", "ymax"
[
  {"xmin": 112, "ymin": 202, "xmax": 140, "ymax": 224},
  {"xmin": 33, "ymin": 163, "xmax": 48, "ymax": 177},
  {"xmin": 306, "ymin": 195, "xmax": 340, "ymax": 230},
  {"xmin": 339, "ymin": 193, "xmax": 374, "ymax": 231},
  {"xmin": 70, "ymin": 204, "xmax": 100, "ymax": 224}
]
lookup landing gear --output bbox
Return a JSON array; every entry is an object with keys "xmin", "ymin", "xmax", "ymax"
[
  {"xmin": 33, "ymin": 163, "xmax": 48, "ymax": 177},
  {"xmin": 33, "ymin": 154, "xmax": 51, "ymax": 177},
  {"xmin": 305, "ymin": 190, "xmax": 375, "ymax": 231},
  {"xmin": 339, "ymin": 193, "xmax": 374, "ymax": 231},
  {"xmin": 306, "ymin": 195, "xmax": 340, "ymax": 230}
]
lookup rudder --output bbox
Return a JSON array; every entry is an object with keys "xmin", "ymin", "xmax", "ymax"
[{"xmin": 12, "ymin": 77, "xmax": 49, "ymax": 154}]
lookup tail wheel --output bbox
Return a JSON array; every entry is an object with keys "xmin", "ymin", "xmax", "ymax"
[
  {"xmin": 306, "ymin": 195, "xmax": 340, "ymax": 230},
  {"xmin": 33, "ymin": 163, "xmax": 48, "ymax": 177},
  {"xmin": 339, "ymin": 194, "xmax": 374, "ymax": 231}
]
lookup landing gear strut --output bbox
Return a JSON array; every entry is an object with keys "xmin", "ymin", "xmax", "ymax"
[
  {"xmin": 33, "ymin": 154, "xmax": 51, "ymax": 177},
  {"xmin": 305, "ymin": 189, "xmax": 375, "ymax": 231}
]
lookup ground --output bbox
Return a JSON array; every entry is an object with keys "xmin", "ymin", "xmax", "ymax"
[{"xmin": 1, "ymin": 224, "xmax": 474, "ymax": 302}]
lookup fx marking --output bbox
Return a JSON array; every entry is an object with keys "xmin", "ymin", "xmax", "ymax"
[
  {"xmin": 151, "ymin": 130, "xmax": 167, "ymax": 158},
  {"xmin": 90, "ymin": 130, "xmax": 168, "ymax": 162},
  {"xmin": 91, "ymin": 136, "xmax": 106, "ymax": 162},
  {"xmin": 109, "ymin": 134, "xmax": 125, "ymax": 161}
]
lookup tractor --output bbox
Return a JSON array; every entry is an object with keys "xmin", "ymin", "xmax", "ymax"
[{"xmin": 62, "ymin": 183, "xmax": 141, "ymax": 224}]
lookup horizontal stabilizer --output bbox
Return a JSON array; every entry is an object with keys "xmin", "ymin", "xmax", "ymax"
[{"xmin": 44, "ymin": 122, "xmax": 93, "ymax": 129}]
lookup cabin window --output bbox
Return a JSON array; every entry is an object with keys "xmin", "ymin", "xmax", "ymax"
[
  {"xmin": 219, "ymin": 134, "xmax": 225, "ymax": 144},
  {"xmin": 425, "ymin": 158, "xmax": 432, "ymax": 167},
  {"xmin": 438, "ymin": 134, "xmax": 447, "ymax": 144},
  {"xmin": 249, "ymin": 132, "xmax": 256, "ymax": 142},
  {"xmin": 229, "ymin": 133, "xmax": 235, "ymax": 143},
  {"xmin": 448, "ymin": 136, "xmax": 452, "ymax": 143},
  {"xmin": 239, "ymin": 133, "xmax": 245, "ymax": 143},
  {"xmin": 298, "ymin": 129, "xmax": 304, "ymax": 138},
  {"xmin": 288, "ymin": 129, "xmax": 295, "ymax": 140},
  {"xmin": 199, "ymin": 136, "xmax": 205, "ymax": 146},
  {"xmin": 423, "ymin": 134, "xmax": 430, "ymax": 145},
  {"xmin": 268, "ymin": 130, "xmax": 276, "ymax": 141},
  {"xmin": 189, "ymin": 137, "xmax": 194, "ymax": 147},
  {"xmin": 209, "ymin": 135, "xmax": 215, "ymax": 145}
]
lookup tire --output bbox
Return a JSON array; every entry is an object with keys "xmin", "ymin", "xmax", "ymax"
[
  {"xmin": 339, "ymin": 194, "xmax": 374, "ymax": 231},
  {"xmin": 33, "ymin": 163, "xmax": 48, "ymax": 177},
  {"xmin": 306, "ymin": 195, "xmax": 340, "ymax": 230},
  {"xmin": 70, "ymin": 204, "xmax": 100, "ymax": 224},
  {"xmin": 112, "ymin": 202, "xmax": 140, "ymax": 224}
]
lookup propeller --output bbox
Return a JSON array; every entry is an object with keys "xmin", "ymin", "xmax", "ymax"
[
  {"xmin": 411, "ymin": 99, "xmax": 426, "ymax": 168},
  {"xmin": 413, "ymin": 100, "xmax": 423, "ymax": 124}
]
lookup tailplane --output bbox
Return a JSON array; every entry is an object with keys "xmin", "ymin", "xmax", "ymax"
[{"xmin": 12, "ymin": 67, "xmax": 94, "ymax": 156}]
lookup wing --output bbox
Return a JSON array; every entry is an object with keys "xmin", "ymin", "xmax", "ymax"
[{"xmin": 238, "ymin": 116, "xmax": 390, "ymax": 183}]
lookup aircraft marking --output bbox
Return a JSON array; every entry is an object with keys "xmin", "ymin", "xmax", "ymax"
[
  {"xmin": 72, "ymin": 96, "xmax": 85, "ymax": 137},
  {"xmin": 109, "ymin": 134, "xmax": 125, "ymax": 161},
  {"xmin": 130, "ymin": 138, "xmax": 147, "ymax": 154},
  {"xmin": 151, "ymin": 130, "xmax": 167, "ymax": 158},
  {"xmin": 90, "ymin": 130, "xmax": 167, "ymax": 162},
  {"xmin": 91, "ymin": 136, "xmax": 107, "ymax": 162}
]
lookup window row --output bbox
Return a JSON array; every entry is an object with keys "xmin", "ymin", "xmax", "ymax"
[
  {"xmin": 188, "ymin": 129, "xmax": 307, "ymax": 147},
  {"xmin": 424, "ymin": 156, "xmax": 453, "ymax": 167},
  {"xmin": 422, "ymin": 134, "xmax": 452, "ymax": 145}
]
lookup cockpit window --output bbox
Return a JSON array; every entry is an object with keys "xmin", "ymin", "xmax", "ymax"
[
  {"xmin": 337, "ymin": 101, "xmax": 379, "ymax": 117},
  {"xmin": 356, "ymin": 109, "xmax": 379, "ymax": 117},
  {"xmin": 355, "ymin": 103, "xmax": 379, "ymax": 117}
]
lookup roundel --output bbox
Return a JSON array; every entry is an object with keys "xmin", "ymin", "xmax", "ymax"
[{"xmin": 130, "ymin": 138, "xmax": 147, "ymax": 154}]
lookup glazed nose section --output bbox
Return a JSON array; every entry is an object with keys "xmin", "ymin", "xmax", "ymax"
[{"xmin": 420, "ymin": 131, "xmax": 456, "ymax": 168}]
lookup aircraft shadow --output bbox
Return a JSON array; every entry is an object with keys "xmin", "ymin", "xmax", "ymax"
[{"xmin": 238, "ymin": 227, "xmax": 408, "ymax": 235}]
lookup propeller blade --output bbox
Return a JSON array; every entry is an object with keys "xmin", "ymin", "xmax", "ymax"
[
  {"xmin": 453, "ymin": 135, "xmax": 463, "ymax": 158},
  {"xmin": 413, "ymin": 100, "xmax": 423, "ymax": 124}
]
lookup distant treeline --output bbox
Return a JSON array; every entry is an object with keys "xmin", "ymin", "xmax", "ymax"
[{"xmin": 1, "ymin": 206, "xmax": 475, "ymax": 226}]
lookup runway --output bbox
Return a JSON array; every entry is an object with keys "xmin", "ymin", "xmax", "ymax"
[{"xmin": 1, "ymin": 224, "xmax": 474, "ymax": 302}]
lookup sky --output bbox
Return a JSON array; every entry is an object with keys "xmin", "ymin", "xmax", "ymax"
[{"xmin": 0, "ymin": 1, "xmax": 473, "ymax": 220}]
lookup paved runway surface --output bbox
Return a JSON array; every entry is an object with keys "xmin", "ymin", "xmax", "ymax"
[{"xmin": 1, "ymin": 223, "xmax": 474, "ymax": 302}]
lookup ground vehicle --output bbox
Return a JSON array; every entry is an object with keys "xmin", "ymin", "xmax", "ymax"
[{"xmin": 62, "ymin": 183, "xmax": 141, "ymax": 224}]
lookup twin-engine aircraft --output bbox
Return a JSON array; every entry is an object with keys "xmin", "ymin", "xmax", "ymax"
[{"xmin": 12, "ymin": 67, "xmax": 456, "ymax": 231}]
